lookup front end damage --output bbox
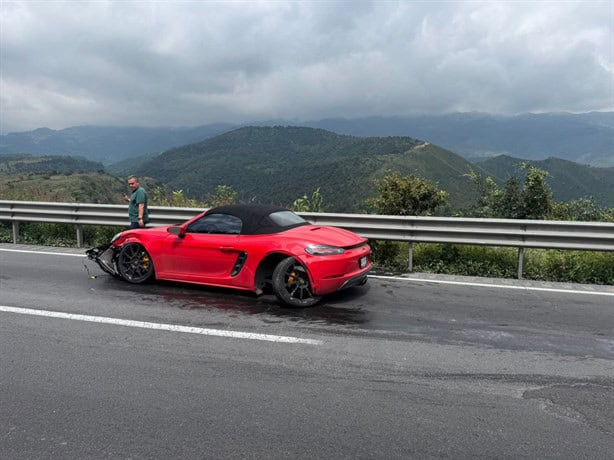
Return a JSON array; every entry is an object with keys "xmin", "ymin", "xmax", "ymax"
[{"xmin": 86, "ymin": 243, "xmax": 119, "ymax": 277}]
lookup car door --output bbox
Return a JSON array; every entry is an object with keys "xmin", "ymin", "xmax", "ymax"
[{"xmin": 163, "ymin": 213, "xmax": 243, "ymax": 283}]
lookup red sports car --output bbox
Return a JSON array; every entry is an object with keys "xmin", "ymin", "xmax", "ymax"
[{"xmin": 87, "ymin": 205, "xmax": 371, "ymax": 307}]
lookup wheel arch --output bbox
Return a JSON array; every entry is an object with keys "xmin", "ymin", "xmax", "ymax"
[
  {"xmin": 254, "ymin": 251, "xmax": 312, "ymax": 295},
  {"xmin": 116, "ymin": 241, "xmax": 156, "ymax": 283},
  {"xmin": 116, "ymin": 236, "xmax": 159, "ymax": 274}
]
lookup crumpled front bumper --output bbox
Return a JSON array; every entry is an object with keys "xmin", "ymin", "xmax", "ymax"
[{"xmin": 86, "ymin": 243, "xmax": 119, "ymax": 277}]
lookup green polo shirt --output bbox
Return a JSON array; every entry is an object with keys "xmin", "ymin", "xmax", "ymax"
[{"xmin": 128, "ymin": 186, "xmax": 149, "ymax": 223}]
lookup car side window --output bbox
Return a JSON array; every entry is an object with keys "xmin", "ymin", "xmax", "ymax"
[{"xmin": 186, "ymin": 213, "xmax": 242, "ymax": 234}]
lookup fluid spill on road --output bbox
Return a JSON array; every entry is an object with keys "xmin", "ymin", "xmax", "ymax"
[{"xmin": 143, "ymin": 281, "xmax": 371, "ymax": 327}]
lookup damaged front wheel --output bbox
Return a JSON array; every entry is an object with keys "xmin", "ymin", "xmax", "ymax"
[{"xmin": 117, "ymin": 243, "xmax": 154, "ymax": 284}]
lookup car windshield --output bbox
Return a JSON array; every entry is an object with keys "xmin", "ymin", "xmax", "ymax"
[{"xmin": 268, "ymin": 210, "xmax": 307, "ymax": 227}]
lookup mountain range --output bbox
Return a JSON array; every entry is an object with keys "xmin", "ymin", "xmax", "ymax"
[
  {"xmin": 0, "ymin": 124, "xmax": 233, "ymax": 165},
  {"xmin": 126, "ymin": 126, "xmax": 614, "ymax": 211},
  {"xmin": 305, "ymin": 112, "xmax": 614, "ymax": 167},
  {"xmin": 2, "ymin": 122, "xmax": 613, "ymax": 212},
  {"xmin": 1, "ymin": 112, "xmax": 613, "ymax": 166},
  {"xmin": 132, "ymin": 126, "xmax": 482, "ymax": 212}
]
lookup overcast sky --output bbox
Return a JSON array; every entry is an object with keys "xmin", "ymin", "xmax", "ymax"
[{"xmin": 1, "ymin": 0, "xmax": 613, "ymax": 134}]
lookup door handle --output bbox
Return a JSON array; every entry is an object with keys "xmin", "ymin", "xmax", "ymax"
[{"xmin": 219, "ymin": 246, "xmax": 236, "ymax": 252}]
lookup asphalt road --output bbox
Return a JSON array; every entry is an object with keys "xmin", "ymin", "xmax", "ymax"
[{"xmin": 1, "ymin": 243, "xmax": 613, "ymax": 459}]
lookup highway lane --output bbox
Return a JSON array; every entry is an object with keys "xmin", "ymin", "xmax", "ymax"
[{"xmin": 1, "ymin": 244, "xmax": 613, "ymax": 458}]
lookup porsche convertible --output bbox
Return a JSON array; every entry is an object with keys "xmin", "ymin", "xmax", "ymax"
[{"xmin": 86, "ymin": 204, "xmax": 371, "ymax": 307}]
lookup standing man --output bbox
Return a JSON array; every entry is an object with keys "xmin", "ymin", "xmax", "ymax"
[{"xmin": 124, "ymin": 175, "xmax": 149, "ymax": 228}]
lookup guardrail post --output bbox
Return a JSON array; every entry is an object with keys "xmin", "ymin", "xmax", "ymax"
[
  {"xmin": 408, "ymin": 242, "xmax": 414, "ymax": 272},
  {"xmin": 76, "ymin": 224, "xmax": 84, "ymax": 248},
  {"xmin": 12, "ymin": 222, "xmax": 19, "ymax": 244},
  {"xmin": 517, "ymin": 247, "xmax": 524, "ymax": 279}
]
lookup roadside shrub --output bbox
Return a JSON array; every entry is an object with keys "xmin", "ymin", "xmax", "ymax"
[
  {"xmin": 370, "ymin": 241, "xmax": 518, "ymax": 277},
  {"xmin": 0, "ymin": 222, "xmax": 12, "ymax": 243},
  {"xmin": 413, "ymin": 244, "xmax": 518, "ymax": 278},
  {"xmin": 9, "ymin": 223, "xmax": 125, "ymax": 248},
  {"xmin": 369, "ymin": 240, "xmax": 613, "ymax": 285},
  {"xmin": 524, "ymin": 249, "xmax": 614, "ymax": 285},
  {"xmin": 83, "ymin": 225, "xmax": 126, "ymax": 246},
  {"xmin": 20, "ymin": 223, "xmax": 77, "ymax": 247},
  {"xmin": 369, "ymin": 240, "xmax": 409, "ymax": 271}
]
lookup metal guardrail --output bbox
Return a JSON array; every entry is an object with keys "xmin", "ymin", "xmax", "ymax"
[
  {"xmin": 0, "ymin": 201, "xmax": 200, "ymax": 248},
  {"xmin": 2, "ymin": 200, "xmax": 614, "ymax": 278}
]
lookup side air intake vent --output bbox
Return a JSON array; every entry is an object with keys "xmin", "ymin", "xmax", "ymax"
[{"xmin": 231, "ymin": 252, "xmax": 248, "ymax": 277}]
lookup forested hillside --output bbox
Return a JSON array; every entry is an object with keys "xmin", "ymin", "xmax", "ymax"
[
  {"xmin": 0, "ymin": 154, "xmax": 103, "ymax": 175},
  {"xmin": 134, "ymin": 126, "xmax": 483, "ymax": 212},
  {"xmin": 0, "ymin": 172, "xmax": 127, "ymax": 203}
]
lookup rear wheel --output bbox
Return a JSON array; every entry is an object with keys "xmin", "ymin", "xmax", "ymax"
[
  {"xmin": 272, "ymin": 257, "xmax": 321, "ymax": 307},
  {"xmin": 117, "ymin": 243, "xmax": 154, "ymax": 284}
]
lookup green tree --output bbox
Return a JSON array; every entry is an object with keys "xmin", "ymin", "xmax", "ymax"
[
  {"xmin": 493, "ymin": 176, "xmax": 525, "ymax": 219},
  {"xmin": 521, "ymin": 163, "xmax": 553, "ymax": 219},
  {"xmin": 149, "ymin": 184, "xmax": 238, "ymax": 208},
  {"xmin": 548, "ymin": 197, "xmax": 609, "ymax": 222},
  {"xmin": 368, "ymin": 172, "xmax": 447, "ymax": 216},
  {"xmin": 207, "ymin": 185, "xmax": 238, "ymax": 207},
  {"xmin": 150, "ymin": 187, "xmax": 201, "ymax": 207},
  {"xmin": 464, "ymin": 170, "xmax": 499, "ymax": 217},
  {"xmin": 292, "ymin": 188, "xmax": 324, "ymax": 212},
  {"xmin": 366, "ymin": 173, "xmax": 446, "ymax": 268},
  {"xmin": 466, "ymin": 164, "xmax": 553, "ymax": 219}
]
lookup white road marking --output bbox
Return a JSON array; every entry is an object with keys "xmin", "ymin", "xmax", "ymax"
[
  {"xmin": 2, "ymin": 246, "xmax": 613, "ymax": 297},
  {"xmin": 0, "ymin": 305, "xmax": 322, "ymax": 345},
  {"xmin": 370, "ymin": 275, "xmax": 614, "ymax": 297},
  {"xmin": 0, "ymin": 248, "xmax": 84, "ymax": 257}
]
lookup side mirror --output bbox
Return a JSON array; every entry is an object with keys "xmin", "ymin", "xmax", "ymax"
[{"xmin": 167, "ymin": 226, "xmax": 186, "ymax": 237}]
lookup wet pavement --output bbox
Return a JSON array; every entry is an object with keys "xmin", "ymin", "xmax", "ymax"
[{"xmin": 1, "ymin": 243, "xmax": 614, "ymax": 457}]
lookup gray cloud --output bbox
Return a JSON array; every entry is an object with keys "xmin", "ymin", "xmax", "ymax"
[{"xmin": 1, "ymin": 0, "xmax": 612, "ymax": 133}]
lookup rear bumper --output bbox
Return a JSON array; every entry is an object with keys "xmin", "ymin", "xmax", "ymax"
[
  {"xmin": 311, "ymin": 268, "xmax": 370, "ymax": 295},
  {"xmin": 303, "ymin": 246, "xmax": 371, "ymax": 295},
  {"xmin": 313, "ymin": 267, "xmax": 371, "ymax": 295},
  {"xmin": 308, "ymin": 257, "xmax": 372, "ymax": 294},
  {"xmin": 339, "ymin": 272, "xmax": 369, "ymax": 290}
]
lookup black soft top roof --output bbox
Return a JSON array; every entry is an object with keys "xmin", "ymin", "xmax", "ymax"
[{"xmin": 204, "ymin": 204, "xmax": 309, "ymax": 235}]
